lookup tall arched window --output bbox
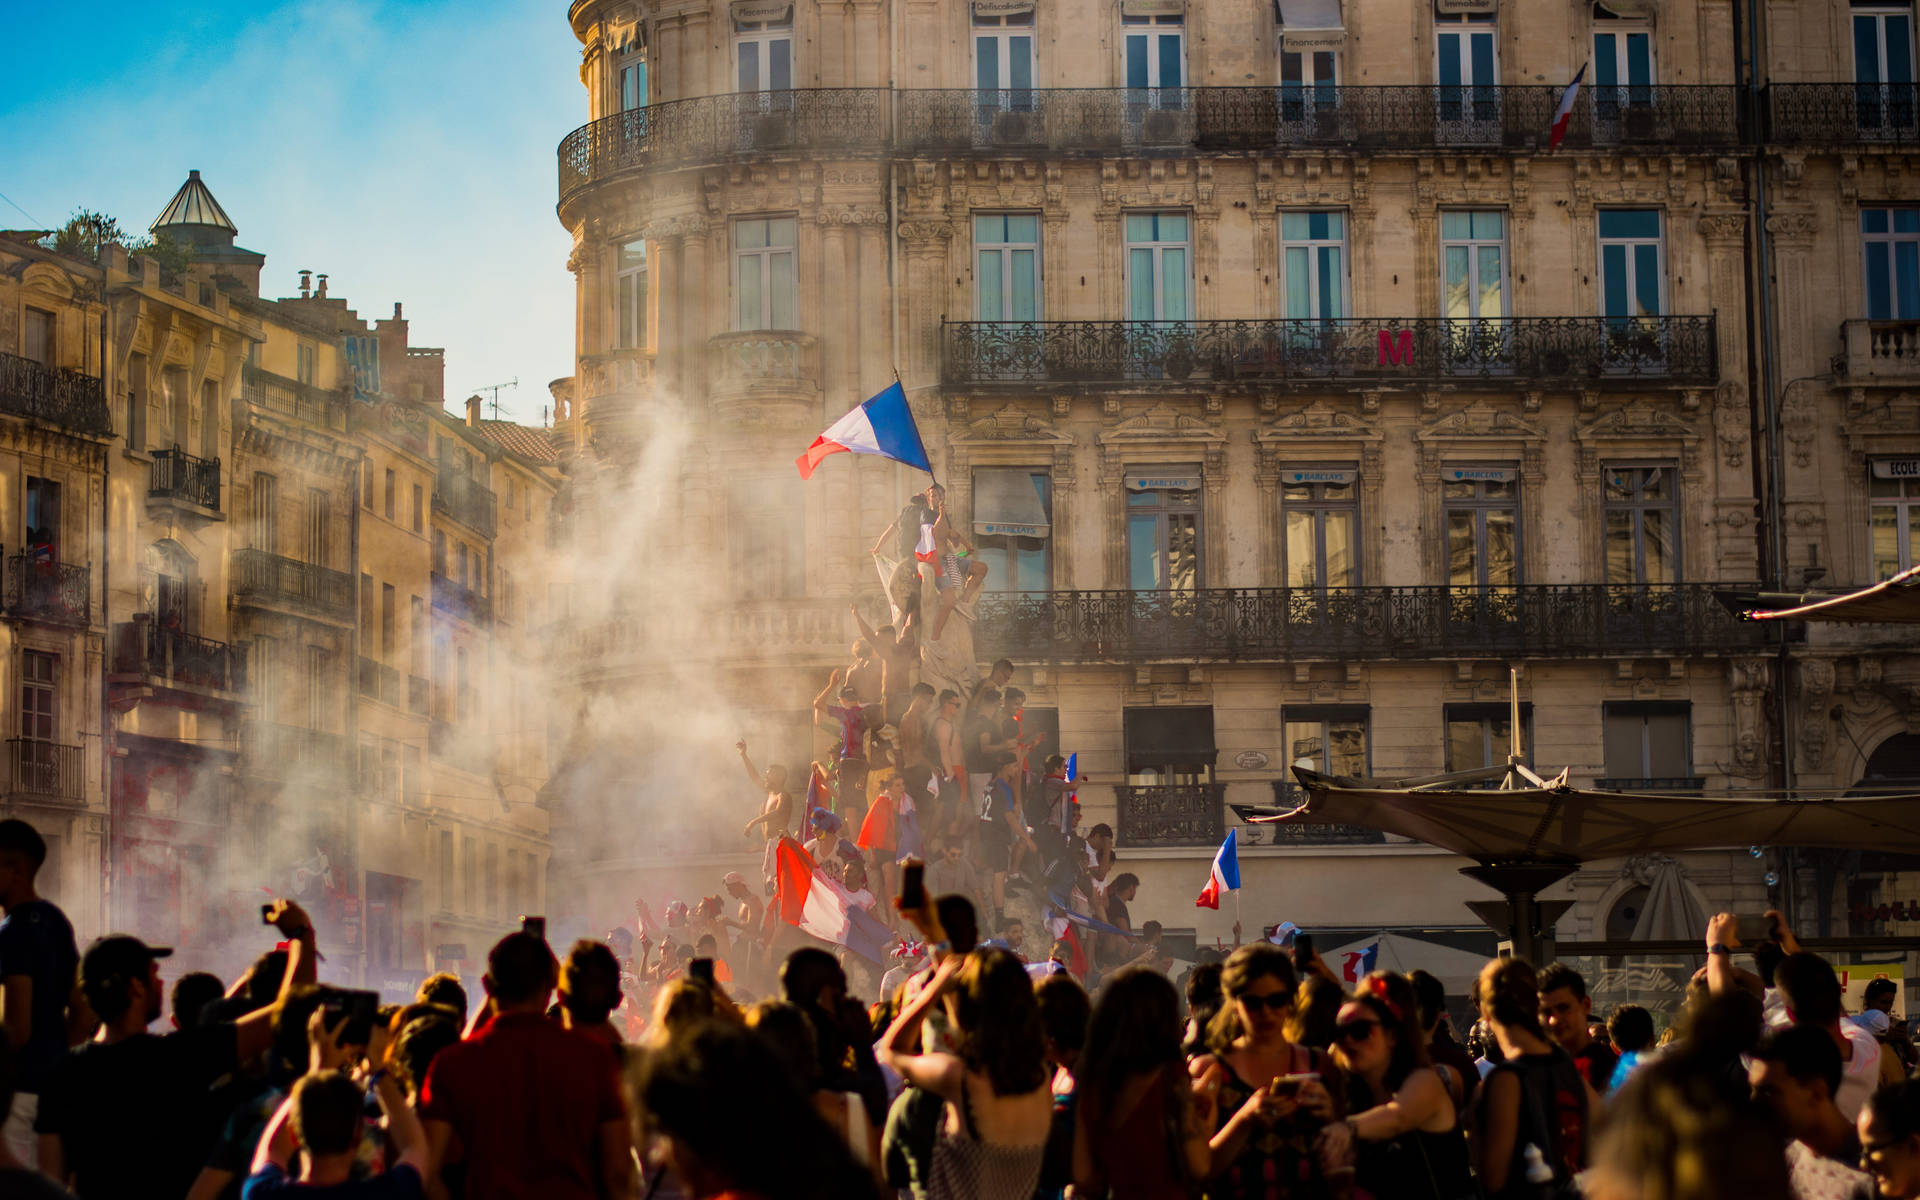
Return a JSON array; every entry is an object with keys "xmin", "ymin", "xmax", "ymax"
[{"xmin": 145, "ymin": 541, "xmax": 197, "ymax": 633}]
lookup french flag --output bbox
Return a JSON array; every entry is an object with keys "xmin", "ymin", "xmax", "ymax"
[
  {"xmin": 1548, "ymin": 64, "xmax": 1586, "ymax": 151},
  {"xmin": 772, "ymin": 837, "xmax": 897, "ymax": 963},
  {"xmin": 1195, "ymin": 829, "xmax": 1241, "ymax": 910},
  {"xmin": 1342, "ymin": 942, "xmax": 1379, "ymax": 983},
  {"xmin": 796, "ymin": 381, "xmax": 933, "ymax": 480}
]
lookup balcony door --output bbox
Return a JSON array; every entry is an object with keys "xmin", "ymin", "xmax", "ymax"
[
  {"xmin": 1443, "ymin": 467, "xmax": 1520, "ymax": 639},
  {"xmin": 1442, "ymin": 210, "xmax": 1511, "ymax": 372},
  {"xmin": 1599, "ymin": 209, "xmax": 1666, "ymax": 371},
  {"xmin": 1124, "ymin": 11, "xmax": 1186, "ymax": 141},
  {"xmin": 1855, "ymin": 6, "xmax": 1916, "ymax": 135},
  {"xmin": 1435, "ymin": 13, "xmax": 1499, "ymax": 142},
  {"xmin": 1125, "ymin": 471, "xmax": 1201, "ymax": 595},
  {"xmin": 1279, "ymin": 44, "xmax": 1339, "ymax": 123},
  {"xmin": 1864, "ymin": 208, "xmax": 1920, "ymax": 320},
  {"xmin": 733, "ymin": 10, "xmax": 794, "ymax": 139},
  {"xmin": 1592, "ymin": 5, "xmax": 1654, "ymax": 138},
  {"xmin": 974, "ymin": 10, "xmax": 1036, "ymax": 128}
]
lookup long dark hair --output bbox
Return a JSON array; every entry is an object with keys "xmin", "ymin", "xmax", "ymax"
[
  {"xmin": 1476, "ymin": 957, "xmax": 1546, "ymax": 1040},
  {"xmin": 952, "ymin": 948, "xmax": 1048, "ymax": 1096},
  {"xmin": 1078, "ymin": 967, "xmax": 1195, "ymax": 1181},
  {"xmin": 1207, "ymin": 943, "xmax": 1300, "ymax": 1055},
  {"xmin": 634, "ymin": 1019, "xmax": 883, "ymax": 1200},
  {"xmin": 1343, "ymin": 971, "xmax": 1433, "ymax": 1101}
]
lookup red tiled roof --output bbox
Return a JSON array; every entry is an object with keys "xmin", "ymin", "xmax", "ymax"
[{"xmin": 474, "ymin": 419, "xmax": 561, "ymax": 463}]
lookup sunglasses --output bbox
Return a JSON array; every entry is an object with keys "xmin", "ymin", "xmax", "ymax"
[
  {"xmin": 1334, "ymin": 1018, "xmax": 1382, "ymax": 1043},
  {"xmin": 1237, "ymin": 993, "xmax": 1291, "ymax": 1013}
]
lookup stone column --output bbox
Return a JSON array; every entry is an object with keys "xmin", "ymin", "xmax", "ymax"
[
  {"xmin": 1099, "ymin": 449, "xmax": 1127, "ymax": 589},
  {"xmin": 653, "ymin": 229, "xmax": 685, "ymax": 404}
]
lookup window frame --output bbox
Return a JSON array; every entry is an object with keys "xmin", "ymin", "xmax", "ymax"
[
  {"xmin": 1281, "ymin": 467, "xmax": 1360, "ymax": 591},
  {"xmin": 19, "ymin": 650, "xmax": 56, "ymax": 744},
  {"xmin": 1601, "ymin": 701, "xmax": 1694, "ymax": 783},
  {"xmin": 1122, "ymin": 12, "xmax": 1186, "ymax": 91},
  {"xmin": 617, "ymin": 239, "xmax": 649, "ymax": 349},
  {"xmin": 1602, "ymin": 462, "xmax": 1681, "ymax": 585},
  {"xmin": 1278, "ymin": 704, "xmax": 1370, "ymax": 799},
  {"xmin": 1596, "ymin": 208, "xmax": 1667, "ymax": 320},
  {"xmin": 974, "ymin": 10, "xmax": 1037, "ymax": 98},
  {"xmin": 1870, "ymin": 463, "xmax": 1920, "ymax": 578},
  {"xmin": 1278, "ymin": 210, "xmax": 1349, "ymax": 323},
  {"xmin": 973, "ymin": 468, "xmax": 1053, "ymax": 593},
  {"xmin": 1440, "ymin": 209, "xmax": 1511, "ymax": 322},
  {"xmin": 1442, "ymin": 467, "xmax": 1521, "ymax": 589},
  {"xmin": 617, "ymin": 53, "xmax": 648, "ymax": 111},
  {"xmin": 1854, "ymin": 4, "xmax": 1917, "ymax": 84},
  {"xmin": 974, "ymin": 213, "xmax": 1043, "ymax": 323},
  {"xmin": 1124, "ymin": 467, "xmax": 1204, "ymax": 592},
  {"xmin": 1862, "ymin": 208, "xmax": 1920, "ymax": 321},
  {"xmin": 734, "ymin": 16, "xmax": 794, "ymax": 92},
  {"xmin": 732, "ymin": 216, "xmax": 798, "ymax": 332},
  {"xmin": 22, "ymin": 308, "xmax": 53, "ymax": 367},
  {"xmin": 1443, "ymin": 702, "xmax": 1534, "ymax": 773},
  {"xmin": 1123, "ymin": 211, "xmax": 1193, "ymax": 323}
]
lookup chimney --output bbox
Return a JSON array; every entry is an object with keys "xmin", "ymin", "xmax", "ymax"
[
  {"xmin": 466, "ymin": 396, "xmax": 481, "ymax": 427},
  {"xmin": 298, "ymin": 269, "xmax": 312, "ymax": 299},
  {"xmin": 393, "ymin": 302, "xmax": 403, "ymax": 319},
  {"xmin": 315, "ymin": 273, "xmax": 328, "ymax": 299}
]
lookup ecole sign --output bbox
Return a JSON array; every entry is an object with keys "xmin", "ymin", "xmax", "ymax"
[{"xmin": 1874, "ymin": 459, "xmax": 1920, "ymax": 480}]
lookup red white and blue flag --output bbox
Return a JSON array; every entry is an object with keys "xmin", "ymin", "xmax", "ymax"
[
  {"xmin": 1195, "ymin": 829, "xmax": 1241, "ymax": 910},
  {"xmin": 1342, "ymin": 941, "xmax": 1380, "ymax": 983},
  {"xmin": 796, "ymin": 381, "xmax": 933, "ymax": 480},
  {"xmin": 1548, "ymin": 64, "xmax": 1587, "ymax": 151},
  {"xmin": 773, "ymin": 837, "xmax": 897, "ymax": 963}
]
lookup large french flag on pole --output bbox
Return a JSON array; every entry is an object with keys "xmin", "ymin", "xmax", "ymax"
[
  {"xmin": 773, "ymin": 837, "xmax": 897, "ymax": 963},
  {"xmin": 1195, "ymin": 829, "xmax": 1241, "ymax": 910},
  {"xmin": 796, "ymin": 381, "xmax": 933, "ymax": 480},
  {"xmin": 1547, "ymin": 64, "xmax": 1587, "ymax": 151}
]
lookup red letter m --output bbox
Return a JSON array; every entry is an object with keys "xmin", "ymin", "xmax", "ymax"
[{"xmin": 1377, "ymin": 328, "xmax": 1415, "ymax": 366}]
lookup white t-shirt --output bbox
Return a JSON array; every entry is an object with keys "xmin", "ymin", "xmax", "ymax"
[
  {"xmin": 1785, "ymin": 1140, "xmax": 1873, "ymax": 1200},
  {"xmin": 1836, "ymin": 1022, "xmax": 1884, "ymax": 1122}
]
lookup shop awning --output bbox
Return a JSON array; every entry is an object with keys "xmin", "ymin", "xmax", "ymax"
[
  {"xmin": 1275, "ymin": 0, "xmax": 1344, "ymax": 49},
  {"xmin": 1731, "ymin": 565, "xmax": 1920, "ymax": 624},
  {"xmin": 1125, "ymin": 707, "xmax": 1217, "ymax": 771},
  {"xmin": 1244, "ymin": 767, "xmax": 1920, "ymax": 861},
  {"xmin": 972, "ymin": 469, "xmax": 1050, "ymax": 539}
]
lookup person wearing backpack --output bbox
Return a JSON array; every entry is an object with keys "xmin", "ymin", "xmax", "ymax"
[{"xmin": 1470, "ymin": 957, "xmax": 1588, "ymax": 1200}]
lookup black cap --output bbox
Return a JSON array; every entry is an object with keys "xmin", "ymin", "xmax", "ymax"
[{"xmin": 80, "ymin": 934, "xmax": 173, "ymax": 994}]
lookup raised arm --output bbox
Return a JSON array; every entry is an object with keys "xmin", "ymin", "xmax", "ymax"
[
  {"xmin": 1345, "ymin": 1067, "xmax": 1451, "ymax": 1141},
  {"xmin": 1705, "ymin": 912, "xmax": 1740, "ymax": 997},
  {"xmin": 871, "ymin": 515, "xmax": 902, "ymax": 558},
  {"xmin": 812, "ymin": 669, "xmax": 843, "ymax": 718},
  {"xmin": 877, "ymin": 954, "xmax": 966, "ymax": 1097},
  {"xmin": 850, "ymin": 603, "xmax": 882, "ymax": 649},
  {"xmin": 737, "ymin": 740, "xmax": 765, "ymax": 791},
  {"xmin": 234, "ymin": 899, "xmax": 317, "ymax": 1061},
  {"xmin": 248, "ymin": 1094, "xmax": 298, "ymax": 1178}
]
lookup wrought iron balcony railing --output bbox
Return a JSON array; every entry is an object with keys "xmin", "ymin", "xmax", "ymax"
[
  {"xmin": 1595, "ymin": 776, "xmax": 1708, "ymax": 791},
  {"xmin": 231, "ymin": 549, "xmax": 354, "ymax": 621},
  {"xmin": 356, "ymin": 656, "xmax": 401, "ymax": 705},
  {"xmin": 241, "ymin": 364, "xmax": 347, "ymax": 431},
  {"xmin": 944, "ymin": 316, "xmax": 1717, "ymax": 387},
  {"xmin": 974, "ymin": 584, "xmax": 1768, "ymax": 663},
  {"xmin": 1769, "ymin": 83, "xmax": 1920, "ymax": 145},
  {"xmin": 1117, "ymin": 783, "xmax": 1226, "ymax": 847},
  {"xmin": 241, "ymin": 721, "xmax": 350, "ymax": 780},
  {"xmin": 431, "ymin": 572, "xmax": 492, "ymax": 627},
  {"xmin": 149, "ymin": 447, "xmax": 221, "ymax": 510},
  {"xmin": 0, "ymin": 353, "xmax": 113, "ymax": 437},
  {"xmin": 6, "ymin": 740, "xmax": 82, "ymax": 804},
  {"xmin": 1256, "ymin": 783, "xmax": 1389, "ymax": 844},
  {"xmin": 116, "ymin": 621, "xmax": 245, "ymax": 693},
  {"xmin": 558, "ymin": 85, "xmax": 1743, "ymax": 200},
  {"xmin": 4, "ymin": 556, "xmax": 88, "ymax": 626},
  {"xmin": 432, "ymin": 470, "xmax": 497, "ymax": 539}
]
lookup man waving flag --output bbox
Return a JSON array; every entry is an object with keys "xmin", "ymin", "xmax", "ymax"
[
  {"xmin": 796, "ymin": 380, "xmax": 933, "ymax": 480},
  {"xmin": 1195, "ymin": 828, "xmax": 1241, "ymax": 909}
]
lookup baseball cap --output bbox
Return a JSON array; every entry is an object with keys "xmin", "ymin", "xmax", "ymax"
[
  {"xmin": 1853, "ymin": 1008, "xmax": 1892, "ymax": 1037},
  {"xmin": 722, "ymin": 872, "xmax": 747, "ymax": 888},
  {"xmin": 81, "ymin": 935, "xmax": 173, "ymax": 994}
]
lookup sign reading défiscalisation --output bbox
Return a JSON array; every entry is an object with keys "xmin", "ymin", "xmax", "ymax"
[
  {"xmin": 1435, "ymin": 0, "xmax": 1497, "ymax": 12},
  {"xmin": 1873, "ymin": 458, "xmax": 1920, "ymax": 480}
]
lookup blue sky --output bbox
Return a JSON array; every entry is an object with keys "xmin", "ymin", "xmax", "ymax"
[{"xmin": 0, "ymin": 0, "xmax": 583, "ymax": 427}]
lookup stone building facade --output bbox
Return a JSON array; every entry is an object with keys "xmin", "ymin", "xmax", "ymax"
[{"xmin": 549, "ymin": 0, "xmax": 1918, "ymax": 973}]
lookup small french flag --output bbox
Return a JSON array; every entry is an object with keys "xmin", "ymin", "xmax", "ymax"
[
  {"xmin": 1548, "ymin": 64, "xmax": 1586, "ymax": 151},
  {"xmin": 796, "ymin": 381, "xmax": 934, "ymax": 480},
  {"xmin": 1195, "ymin": 828, "xmax": 1241, "ymax": 910},
  {"xmin": 914, "ymin": 522, "xmax": 937, "ymax": 563}
]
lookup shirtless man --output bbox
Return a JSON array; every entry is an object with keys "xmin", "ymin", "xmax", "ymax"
[
  {"xmin": 851, "ymin": 604, "xmax": 919, "ymax": 727},
  {"xmin": 930, "ymin": 689, "xmax": 967, "ymax": 840},
  {"xmin": 738, "ymin": 740, "xmax": 793, "ymax": 895}
]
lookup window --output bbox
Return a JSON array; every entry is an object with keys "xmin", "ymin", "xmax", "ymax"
[
  {"xmin": 1445, "ymin": 703, "xmax": 1533, "ymax": 774},
  {"xmin": 501, "ymin": 572, "xmax": 514, "ymax": 621},
  {"xmin": 1281, "ymin": 706, "xmax": 1368, "ymax": 796},
  {"xmin": 412, "ymin": 483, "xmax": 424, "ymax": 533},
  {"xmin": 1603, "ymin": 464, "xmax": 1678, "ymax": 584},
  {"xmin": 734, "ymin": 217, "xmax": 797, "ymax": 331},
  {"xmin": 411, "ymin": 596, "xmax": 427, "ymax": 677},
  {"xmin": 462, "ymin": 836, "xmax": 477, "ymax": 912},
  {"xmin": 975, "ymin": 214, "xmax": 1041, "ymax": 323},
  {"xmin": 1125, "ymin": 213, "xmax": 1191, "ymax": 322},
  {"xmin": 126, "ymin": 352, "xmax": 147, "ymax": 452},
  {"xmin": 1126, "ymin": 469, "xmax": 1202, "ymax": 591},
  {"xmin": 1593, "ymin": 4, "xmax": 1654, "ymax": 113},
  {"xmin": 618, "ymin": 54, "xmax": 648, "ymax": 111},
  {"xmin": 1123, "ymin": 707, "xmax": 1216, "ymax": 785},
  {"xmin": 1863, "ymin": 209, "xmax": 1920, "ymax": 320},
  {"xmin": 617, "ymin": 240, "xmax": 649, "ymax": 349},
  {"xmin": 163, "ymin": 368, "xmax": 189, "ymax": 451},
  {"xmin": 20, "ymin": 652, "xmax": 56, "ymax": 743},
  {"xmin": 306, "ymin": 489, "xmax": 329, "ymax": 567},
  {"xmin": 252, "ymin": 636, "xmax": 276, "ymax": 722},
  {"xmin": 200, "ymin": 380, "xmax": 219, "ymax": 463},
  {"xmin": 1435, "ymin": 11, "xmax": 1499, "ymax": 124},
  {"xmin": 1598, "ymin": 209, "xmax": 1664, "ymax": 320},
  {"xmin": 1442, "ymin": 211, "xmax": 1508, "ymax": 321},
  {"xmin": 432, "ymin": 530, "xmax": 447, "ymax": 575},
  {"xmin": 296, "ymin": 343, "xmax": 316, "ymax": 386},
  {"xmin": 1871, "ymin": 460, "xmax": 1920, "ymax": 577},
  {"xmin": 727, "ymin": 477, "xmax": 804, "ymax": 597},
  {"xmin": 1279, "ymin": 34, "xmax": 1339, "ymax": 110},
  {"xmin": 735, "ymin": 12, "xmax": 792, "ymax": 91},
  {"xmin": 404, "ymin": 744, "xmax": 422, "ymax": 803},
  {"xmin": 381, "ymin": 583, "xmax": 396, "ymax": 659},
  {"xmin": 1854, "ymin": 5, "xmax": 1916, "ymax": 130},
  {"xmin": 383, "ymin": 469, "xmax": 396, "ymax": 520},
  {"xmin": 1602, "ymin": 702, "xmax": 1692, "ymax": 785},
  {"xmin": 1279, "ymin": 211, "xmax": 1346, "ymax": 322},
  {"xmin": 456, "ymin": 647, "xmax": 471, "ymax": 721},
  {"xmin": 506, "ymin": 849, "xmax": 522, "ymax": 919},
  {"xmin": 1123, "ymin": 13, "xmax": 1185, "ymax": 94},
  {"xmin": 361, "ymin": 574, "xmax": 374, "ymax": 640},
  {"xmin": 974, "ymin": 10, "xmax": 1035, "ymax": 106},
  {"xmin": 438, "ymin": 830, "xmax": 453, "ymax": 908},
  {"xmin": 252, "ymin": 474, "xmax": 277, "ymax": 554},
  {"xmin": 23, "ymin": 308, "xmax": 53, "ymax": 367},
  {"xmin": 362, "ymin": 468, "xmax": 374, "ymax": 511},
  {"xmin": 25, "ymin": 477, "xmax": 61, "ymax": 562},
  {"xmin": 1444, "ymin": 467, "xmax": 1519, "ymax": 588},
  {"xmin": 973, "ymin": 469, "xmax": 1051, "ymax": 592},
  {"xmin": 485, "ymin": 843, "xmax": 499, "ymax": 919},
  {"xmin": 307, "ymin": 646, "xmax": 331, "ymax": 731},
  {"xmin": 457, "ymin": 542, "xmax": 469, "ymax": 589},
  {"xmin": 1282, "ymin": 468, "xmax": 1357, "ymax": 590}
]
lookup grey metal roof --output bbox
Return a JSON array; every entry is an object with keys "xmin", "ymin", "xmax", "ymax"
[{"xmin": 150, "ymin": 170, "xmax": 236, "ymax": 234}]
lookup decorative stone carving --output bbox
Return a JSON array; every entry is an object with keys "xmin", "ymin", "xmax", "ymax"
[
  {"xmin": 1782, "ymin": 388, "xmax": 1817, "ymax": 468},
  {"xmin": 955, "ymin": 403, "xmax": 1070, "ymax": 443},
  {"xmin": 1727, "ymin": 657, "xmax": 1769, "ymax": 779},
  {"xmin": 1714, "ymin": 380, "xmax": 1750, "ymax": 468},
  {"xmin": 1800, "ymin": 658, "xmax": 1837, "ymax": 771}
]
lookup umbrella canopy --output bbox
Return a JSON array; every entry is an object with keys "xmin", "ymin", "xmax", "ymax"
[
  {"xmin": 1322, "ymin": 931, "xmax": 1497, "ymax": 993},
  {"xmin": 1631, "ymin": 858, "xmax": 1711, "ymax": 943},
  {"xmin": 1734, "ymin": 564, "xmax": 1920, "ymax": 624},
  {"xmin": 1252, "ymin": 769, "xmax": 1920, "ymax": 862}
]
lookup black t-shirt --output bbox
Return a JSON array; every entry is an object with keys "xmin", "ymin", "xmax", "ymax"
[
  {"xmin": 961, "ymin": 714, "xmax": 999, "ymax": 775},
  {"xmin": 0, "ymin": 1166, "xmax": 76, "ymax": 1198},
  {"xmin": 37, "ymin": 1023, "xmax": 241, "ymax": 1199},
  {"xmin": 0, "ymin": 900, "xmax": 78, "ymax": 1094},
  {"xmin": 1573, "ymin": 1039, "xmax": 1620, "ymax": 1095}
]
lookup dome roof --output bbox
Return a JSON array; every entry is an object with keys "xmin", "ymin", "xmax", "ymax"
[{"xmin": 150, "ymin": 170, "xmax": 236, "ymax": 235}]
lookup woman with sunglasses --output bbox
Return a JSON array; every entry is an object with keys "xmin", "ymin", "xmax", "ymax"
[
  {"xmin": 1470, "ymin": 958, "xmax": 1589, "ymax": 1200},
  {"xmin": 1190, "ymin": 945, "xmax": 1351, "ymax": 1200},
  {"xmin": 1330, "ymin": 972, "xmax": 1472, "ymax": 1200}
]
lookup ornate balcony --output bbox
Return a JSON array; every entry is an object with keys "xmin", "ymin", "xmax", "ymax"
[
  {"xmin": 114, "ymin": 621, "xmax": 245, "ymax": 695},
  {"xmin": 1117, "ymin": 783, "xmax": 1226, "ymax": 847},
  {"xmin": 0, "ymin": 352, "xmax": 113, "ymax": 437},
  {"xmin": 706, "ymin": 331, "xmax": 823, "ymax": 424},
  {"xmin": 6, "ymin": 740, "xmax": 83, "ymax": 805},
  {"xmin": 231, "ymin": 549, "xmax": 354, "ymax": 622},
  {"xmin": 1769, "ymin": 83, "xmax": 1920, "ymax": 146},
  {"xmin": 943, "ymin": 316, "xmax": 1717, "ymax": 389},
  {"xmin": 557, "ymin": 86, "xmax": 1742, "ymax": 201},
  {"xmin": 433, "ymin": 470, "xmax": 496, "ymax": 539},
  {"xmin": 974, "ymin": 584, "xmax": 1769, "ymax": 664},
  {"xmin": 1841, "ymin": 319, "xmax": 1920, "ymax": 386},
  {"xmin": 1595, "ymin": 777, "xmax": 1707, "ymax": 791},
  {"xmin": 431, "ymin": 571, "xmax": 492, "ymax": 628},
  {"xmin": 149, "ymin": 448, "xmax": 221, "ymax": 512},
  {"xmin": 241, "ymin": 364, "xmax": 346, "ymax": 431},
  {"xmin": 4, "ymin": 556, "xmax": 89, "ymax": 627},
  {"xmin": 356, "ymin": 656, "xmax": 401, "ymax": 706}
]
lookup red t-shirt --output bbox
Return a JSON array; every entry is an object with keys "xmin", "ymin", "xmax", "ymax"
[{"xmin": 420, "ymin": 1011, "xmax": 626, "ymax": 1200}]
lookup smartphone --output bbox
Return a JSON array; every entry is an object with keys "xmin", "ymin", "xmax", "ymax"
[
  {"xmin": 322, "ymin": 988, "xmax": 381, "ymax": 1046},
  {"xmin": 688, "ymin": 957, "xmax": 715, "ymax": 986},
  {"xmin": 1293, "ymin": 933, "xmax": 1316, "ymax": 961},
  {"xmin": 520, "ymin": 915, "xmax": 546, "ymax": 940},
  {"xmin": 1735, "ymin": 914, "xmax": 1775, "ymax": 944},
  {"xmin": 899, "ymin": 860, "xmax": 927, "ymax": 911},
  {"xmin": 1272, "ymin": 1072, "xmax": 1319, "ymax": 1096},
  {"xmin": 260, "ymin": 903, "xmax": 276, "ymax": 925}
]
